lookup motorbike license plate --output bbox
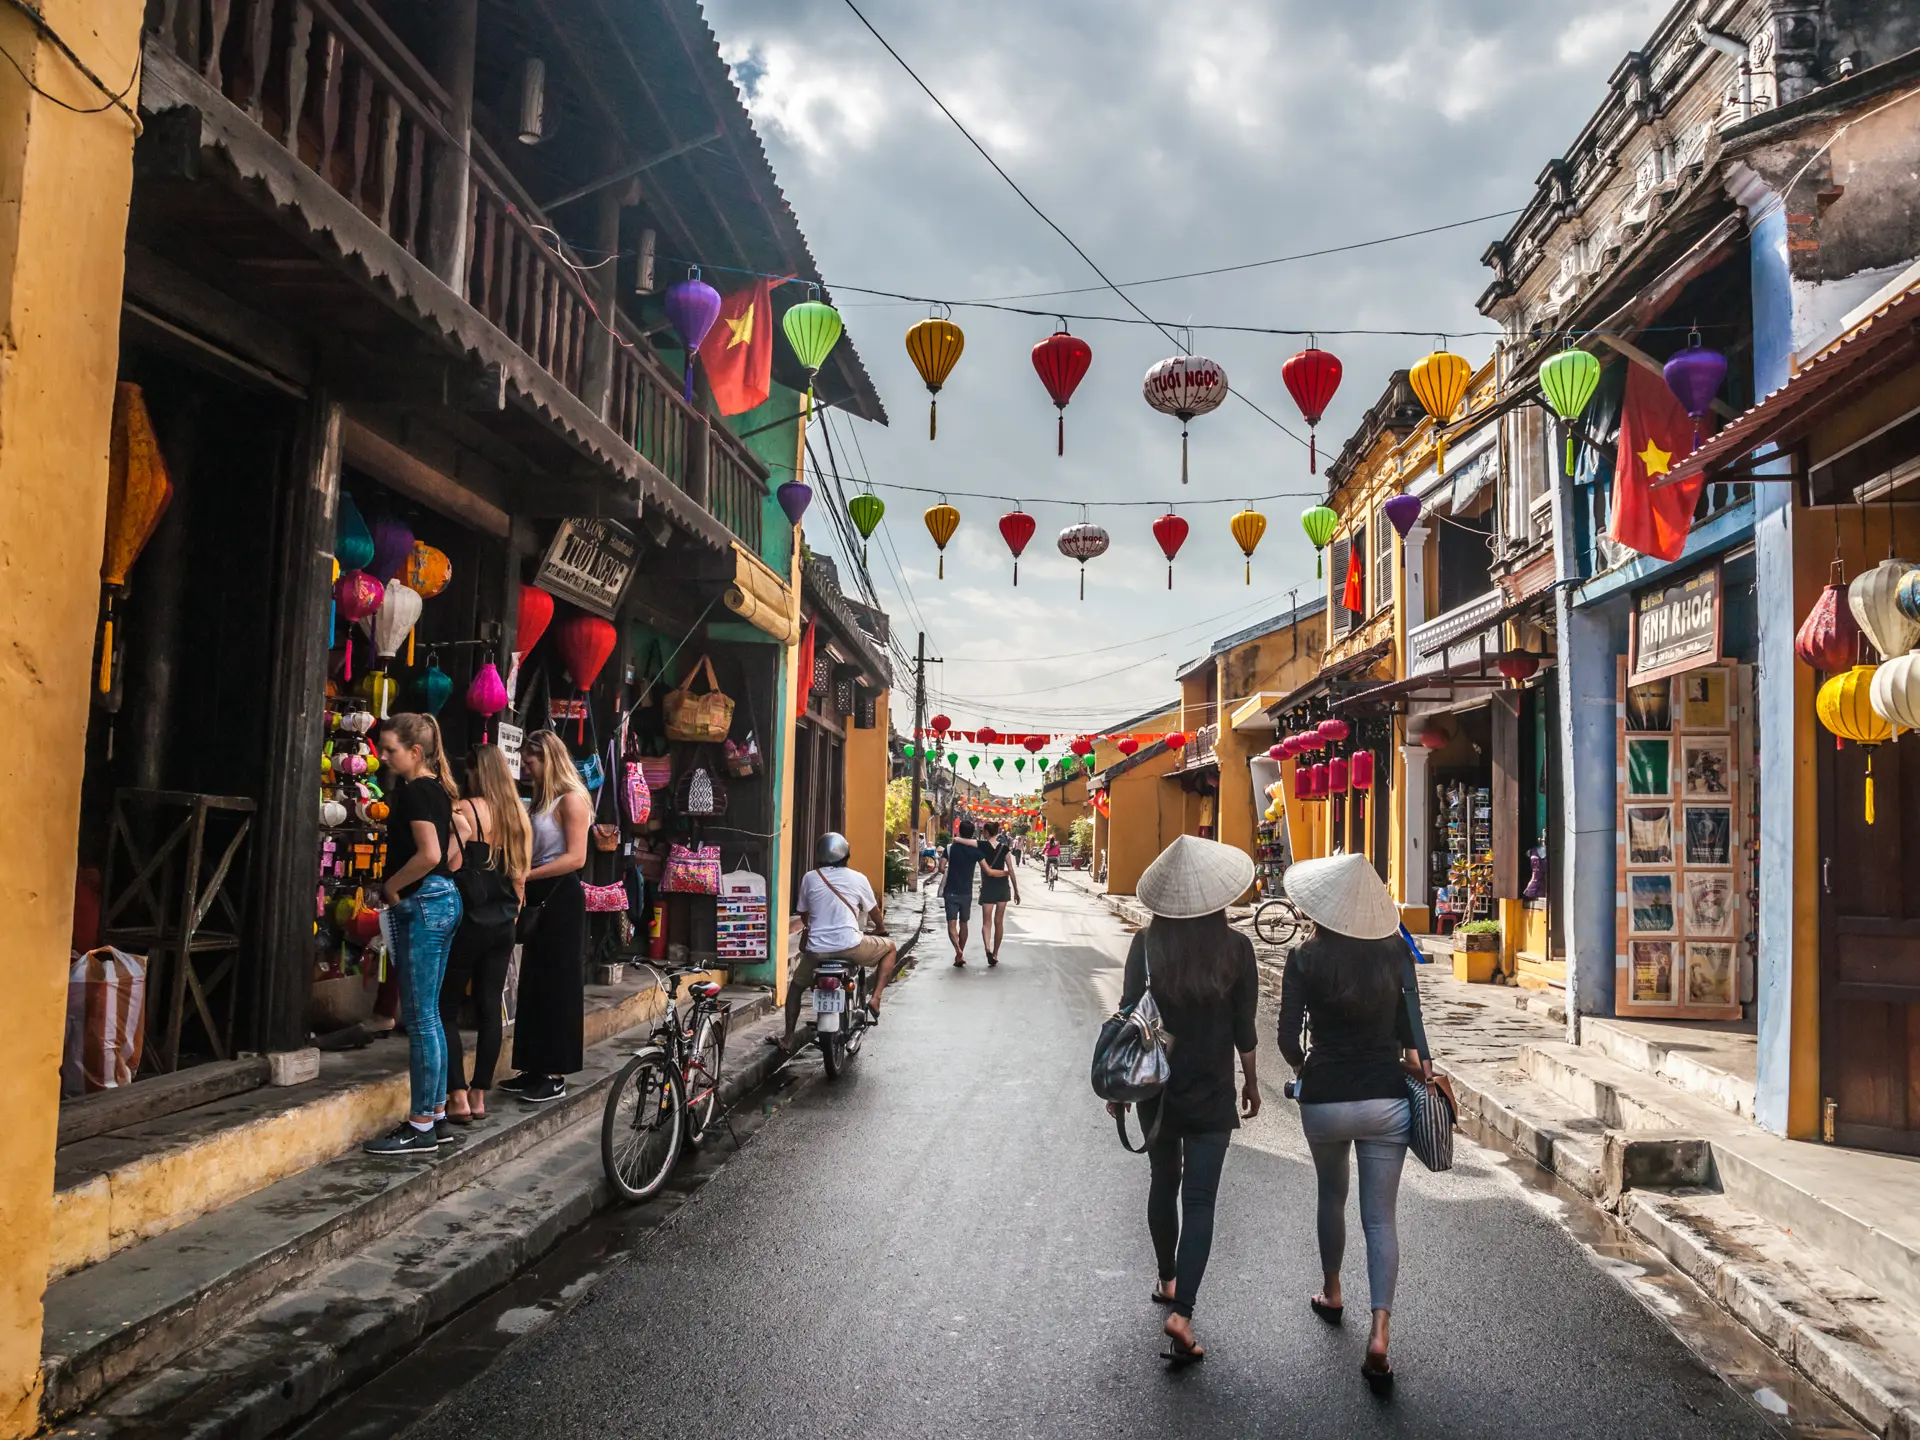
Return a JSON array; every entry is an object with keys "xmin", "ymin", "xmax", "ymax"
[{"xmin": 813, "ymin": 988, "xmax": 845, "ymax": 1014}]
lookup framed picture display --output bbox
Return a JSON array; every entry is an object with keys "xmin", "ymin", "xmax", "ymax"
[{"xmin": 1614, "ymin": 658, "xmax": 1744, "ymax": 1019}]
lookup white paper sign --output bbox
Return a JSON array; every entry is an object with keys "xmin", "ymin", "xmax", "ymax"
[{"xmin": 496, "ymin": 721, "xmax": 524, "ymax": 779}]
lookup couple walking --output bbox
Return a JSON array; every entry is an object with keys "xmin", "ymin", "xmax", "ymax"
[
  {"xmin": 1111, "ymin": 838, "xmax": 1431, "ymax": 1392},
  {"xmin": 939, "ymin": 818, "xmax": 1019, "ymax": 966}
]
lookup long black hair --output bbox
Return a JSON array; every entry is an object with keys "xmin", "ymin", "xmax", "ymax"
[
  {"xmin": 1301, "ymin": 921, "xmax": 1402, "ymax": 1023},
  {"xmin": 1145, "ymin": 911, "xmax": 1240, "ymax": 1008}
]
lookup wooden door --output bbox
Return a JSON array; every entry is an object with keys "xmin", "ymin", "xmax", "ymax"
[{"xmin": 1819, "ymin": 730, "xmax": 1920, "ymax": 1153}]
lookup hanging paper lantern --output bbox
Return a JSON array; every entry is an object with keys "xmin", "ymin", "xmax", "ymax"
[
  {"xmin": 902, "ymin": 744, "xmax": 916, "ymax": 759},
  {"xmin": 1014, "ymin": 758, "xmax": 1026, "ymax": 774},
  {"xmin": 924, "ymin": 503, "xmax": 960, "ymax": 580},
  {"xmin": 999, "ymin": 510, "xmax": 1037, "ymax": 586},
  {"xmin": 1143, "ymin": 354, "xmax": 1229, "ymax": 485},
  {"xmin": 366, "ymin": 581, "xmax": 423, "ymax": 676},
  {"xmin": 1351, "ymin": 750, "xmax": 1376, "ymax": 790},
  {"xmin": 516, "ymin": 584, "xmax": 555, "ymax": 657},
  {"xmin": 370, "ymin": 515, "xmax": 415, "ymax": 584},
  {"xmin": 1310, "ymin": 762, "xmax": 1330, "ymax": 799},
  {"xmin": 1164, "ymin": 732, "xmax": 1187, "ymax": 750},
  {"xmin": 1797, "ymin": 581, "xmax": 1861, "ymax": 671},
  {"xmin": 1539, "ymin": 348, "xmax": 1603, "ymax": 476},
  {"xmin": 335, "ymin": 492, "xmax": 375, "ymax": 573},
  {"xmin": 1032, "ymin": 328, "xmax": 1093, "ymax": 455},
  {"xmin": 930, "ymin": 713, "xmax": 951, "ymax": 736},
  {"xmin": 1083, "ymin": 753, "xmax": 1098, "ymax": 771},
  {"xmin": 1818, "ymin": 665, "xmax": 1893, "ymax": 823},
  {"xmin": 1870, "ymin": 651, "xmax": 1920, "ymax": 732},
  {"xmin": 332, "ymin": 571, "xmax": 384, "ymax": 681},
  {"xmin": 1383, "ymin": 492, "xmax": 1423, "ymax": 540},
  {"xmin": 1229, "ymin": 508, "xmax": 1267, "ymax": 585},
  {"xmin": 1409, "ymin": 349, "xmax": 1473, "ymax": 474},
  {"xmin": 665, "ymin": 270, "xmax": 723, "ymax": 404},
  {"xmin": 1151, "ymin": 512, "xmax": 1189, "ymax": 590},
  {"xmin": 466, "ymin": 661, "xmax": 508, "ymax": 740},
  {"xmin": 403, "ymin": 542, "xmax": 452, "ymax": 599},
  {"xmin": 1038, "ymin": 757, "xmax": 1050, "ymax": 772},
  {"xmin": 1281, "ymin": 347, "xmax": 1342, "ymax": 474},
  {"xmin": 1292, "ymin": 762, "xmax": 1314, "ymax": 802},
  {"xmin": 555, "ymin": 611, "xmax": 617, "ymax": 740},
  {"xmin": 1301, "ymin": 505, "xmax": 1338, "ymax": 578},
  {"xmin": 1896, "ymin": 567, "xmax": 1920, "ymax": 623},
  {"xmin": 1663, "ymin": 333, "xmax": 1729, "ymax": 444},
  {"xmin": 1498, "ymin": 651, "xmax": 1541, "ymax": 682},
  {"xmin": 1317, "ymin": 718, "xmax": 1350, "ymax": 744},
  {"xmin": 1849, "ymin": 558, "xmax": 1920, "ymax": 659},
  {"xmin": 1419, "ymin": 720, "xmax": 1450, "ymax": 750},
  {"xmin": 1057, "ymin": 522, "xmax": 1111, "ymax": 600},
  {"xmin": 848, "ymin": 492, "xmax": 885, "ymax": 566},
  {"xmin": 1296, "ymin": 730, "xmax": 1326, "ymax": 753},
  {"xmin": 968, "ymin": 755, "xmax": 981, "ymax": 771},
  {"xmin": 1116, "ymin": 736, "xmax": 1140, "ymax": 757},
  {"xmin": 414, "ymin": 655, "xmax": 454, "ymax": 715},
  {"xmin": 777, "ymin": 480, "xmax": 813, "ymax": 527},
  {"xmin": 1328, "ymin": 755, "xmax": 1350, "ymax": 792},
  {"xmin": 905, "ymin": 315, "xmax": 965, "ymax": 440},
  {"xmin": 1070, "ymin": 736, "xmax": 1093, "ymax": 756},
  {"xmin": 1023, "ymin": 735, "xmax": 1046, "ymax": 753},
  {"xmin": 977, "ymin": 727, "xmax": 999, "ymax": 745},
  {"xmin": 1268, "ymin": 743, "xmax": 1286, "ymax": 762},
  {"xmin": 320, "ymin": 798, "xmax": 348, "ymax": 829},
  {"xmin": 993, "ymin": 756, "xmax": 1005, "ymax": 773},
  {"xmin": 97, "ymin": 383, "xmax": 176, "ymax": 694},
  {"xmin": 782, "ymin": 292, "xmax": 844, "ymax": 402}
]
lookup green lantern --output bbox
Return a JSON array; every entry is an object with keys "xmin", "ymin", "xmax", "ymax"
[
  {"xmin": 1301, "ymin": 505, "xmax": 1338, "ymax": 578},
  {"xmin": 782, "ymin": 292, "xmax": 844, "ymax": 402},
  {"xmin": 968, "ymin": 755, "xmax": 980, "ymax": 771},
  {"xmin": 848, "ymin": 492, "xmax": 885, "ymax": 566},
  {"xmin": 993, "ymin": 757, "xmax": 1005, "ymax": 773},
  {"xmin": 1085, "ymin": 753, "xmax": 1098, "ymax": 771},
  {"xmin": 1014, "ymin": 757, "xmax": 1026, "ymax": 773},
  {"xmin": 1037, "ymin": 756, "xmax": 1050, "ymax": 771},
  {"xmin": 1539, "ymin": 348, "xmax": 1603, "ymax": 476},
  {"xmin": 902, "ymin": 743, "xmax": 916, "ymax": 758}
]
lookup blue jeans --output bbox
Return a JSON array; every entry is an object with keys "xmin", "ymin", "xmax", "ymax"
[{"xmin": 388, "ymin": 875, "xmax": 462, "ymax": 1118}]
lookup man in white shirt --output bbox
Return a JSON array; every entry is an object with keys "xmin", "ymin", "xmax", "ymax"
[{"xmin": 777, "ymin": 832, "xmax": 899, "ymax": 1054}]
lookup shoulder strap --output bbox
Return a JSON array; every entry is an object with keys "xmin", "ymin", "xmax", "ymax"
[{"xmin": 814, "ymin": 869, "xmax": 865, "ymax": 921}]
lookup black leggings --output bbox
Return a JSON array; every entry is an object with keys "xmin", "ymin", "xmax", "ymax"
[
  {"xmin": 1147, "ymin": 1129, "xmax": 1232, "ymax": 1318},
  {"xmin": 440, "ymin": 922, "xmax": 513, "ymax": 1092}
]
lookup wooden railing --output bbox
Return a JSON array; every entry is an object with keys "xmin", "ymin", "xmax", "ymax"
[{"xmin": 144, "ymin": 0, "xmax": 774, "ymax": 555}]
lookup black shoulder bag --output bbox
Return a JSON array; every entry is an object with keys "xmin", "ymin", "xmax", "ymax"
[{"xmin": 1090, "ymin": 938, "xmax": 1172, "ymax": 1153}]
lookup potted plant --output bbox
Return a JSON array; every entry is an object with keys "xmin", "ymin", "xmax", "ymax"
[{"xmin": 1452, "ymin": 919, "xmax": 1502, "ymax": 984}]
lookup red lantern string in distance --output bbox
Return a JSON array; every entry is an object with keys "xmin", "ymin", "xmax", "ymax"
[
  {"xmin": 1031, "ymin": 330, "xmax": 1093, "ymax": 456},
  {"xmin": 998, "ymin": 510, "xmax": 1037, "ymax": 586},
  {"xmin": 1151, "ymin": 512, "xmax": 1189, "ymax": 590},
  {"xmin": 1281, "ymin": 347, "xmax": 1343, "ymax": 474}
]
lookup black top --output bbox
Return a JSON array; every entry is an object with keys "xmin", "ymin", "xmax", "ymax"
[
  {"xmin": 1277, "ymin": 930, "xmax": 1429, "ymax": 1103},
  {"xmin": 943, "ymin": 839, "xmax": 984, "ymax": 895},
  {"xmin": 384, "ymin": 776, "xmax": 454, "ymax": 899},
  {"xmin": 1121, "ymin": 929, "xmax": 1259, "ymax": 1136},
  {"xmin": 978, "ymin": 840, "xmax": 1013, "ymax": 901}
]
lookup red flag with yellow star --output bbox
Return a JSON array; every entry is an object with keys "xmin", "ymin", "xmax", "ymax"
[
  {"xmin": 697, "ymin": 278, "xmax": 773, "ymax": 415},
  {"xmin": 1608, "ymin": 361, "xmax": 1702, "ymax": 563}
]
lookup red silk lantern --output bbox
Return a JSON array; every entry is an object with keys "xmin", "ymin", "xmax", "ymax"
[
  {"xmin": 516, "ymin": 584, "xmax": 555, "ymax": 657},
  {"xmin": 1296, "ymin": 730, "xmax": 1326, "ymax": 753},
  {"xmin": 1419, "ymin": 720, "xmax": 1450, "ymax": 750},
  {"xmin": 1311, "ymin": 762, "xmax": 1330, "ymax": 798},
  {"xmin": 1351, "ymin": 750, "xmax": 1376, "ymax": 790},
  {"xmin": 1117, "ymin": 737, "xmax": 1140, "ymax": 757},
  {"xmin": 1268, "ymin": 743, "xmax": 1286, "ymax": 762},
  {"xmin": 1329, "ymin": 755, "xmax": 1350, "ymax": 792},
  {"xmin": 930, "ymin": 714, "xmax": 951, "ymax": 736},
  {"xmin": 1796, "ymin": 582, "xmax": 1860, "ymax": 672},
  {"xmin": 1497, "ymin": 651, "xmax": 1541, "ymax": 682},
  {"xmin": 1317, "ymin": 718, "xmax": 1350, "ymax": 744},
  {"xmin": 1023, "ymin": 735, "xmax": 1046, "ymax": 753},
  {"xmin": 1150, "ymin": 512, "xmax": 1191, "ymax": 591},
  {"xmin": 1293, "ymin": 762, "xmax": 1313, "ymax": 802},
  {"xmin": 1164, "ymin": 732, "xmax": 1187, "ymax": 750},
  {"xmin": 333, "ymin": 570, "xmax": 384, "ymax": 681},
  {"xmin": 1281, "ymin": 347, "xmax": 1343, "ymax": 474},
  {"xmin": 554, "ymin": 612, "xmax": 617, "ymax": 741},
  {"xmin": 978, "ymin": 726, "xmax": 999, "ymax": 746},
  {"xmin": 1070, "ymin": 736, "xmax": 1093, "ymax": 756},
  {"xmin": 999, "ymin": 510, "xmax": 1037, "ymax": 586},
  {"xmin": 1032, "ymin": 328, "xmax": 1093, "ymax": 455}
]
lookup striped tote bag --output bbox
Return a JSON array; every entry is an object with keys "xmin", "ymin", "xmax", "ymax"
[{"xmin": 1404, "ymin": 1073, "xmax": 1457, "ymax": 1172}]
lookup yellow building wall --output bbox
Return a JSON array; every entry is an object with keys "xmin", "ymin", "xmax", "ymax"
[
  {"xmin": 0, "ymin": 2, "xmax": 148, "ymax": 1430},
  {"xmin": 1041, "ymin": 772, "xmax": 1087, "ymax": 838},
  {"xmin": 843, "ymin": 689, "xmax": 890, "ymax": 910},
  {"xmin": 1103, "ymin": 749, "xmax": 1186, "ymax": 895}
]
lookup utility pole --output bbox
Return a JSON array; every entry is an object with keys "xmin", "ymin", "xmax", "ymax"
[{"xmin": 909, "ymin": 631, "xmax": 928, "ymax": 857}]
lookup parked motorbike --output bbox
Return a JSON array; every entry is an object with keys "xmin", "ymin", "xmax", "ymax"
[{"xmin": 808, "ymin": 957, "xmax": 872, "ymax": 1080}]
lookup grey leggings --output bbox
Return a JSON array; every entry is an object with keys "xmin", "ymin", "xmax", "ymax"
[{"xmin": 1300, "ymin": 1098, "xmax": 1410, "ymax": 1312}]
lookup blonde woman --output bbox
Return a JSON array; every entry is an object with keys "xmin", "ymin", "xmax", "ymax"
[
  {"xmin": 364, "ymin": 714, "xmax": 464, "ymax": 1158},
  {"xmin": 499, "ymin": 730, "xmax": 590, "ymax": 1104},
  {"xmin": 441, "ymin": 744, "xmax": 531, "ymax": 1123}
]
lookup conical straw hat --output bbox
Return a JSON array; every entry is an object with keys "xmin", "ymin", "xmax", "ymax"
[
  {"xmin": 1136, "ymin": 834, "xmax": 1256, "ymax": 919},
  {"xmin": 1283, "ymin": 853, "xmax": 1400, "ymax": 941}
]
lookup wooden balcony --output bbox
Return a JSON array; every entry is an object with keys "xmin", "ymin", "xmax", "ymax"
[{"xmin": 139, "ymin": 0, "xmax": 769, "ymax": 553}]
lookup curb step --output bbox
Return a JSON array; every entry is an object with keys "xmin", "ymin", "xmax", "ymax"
[{"xmin": 42, "ymin": 990, "xmax": 774, "ymax": 1427}]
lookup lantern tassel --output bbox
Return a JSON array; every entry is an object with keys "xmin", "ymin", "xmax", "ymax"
[
  {"xmin": 407, "ymin": 627, "xmax": 415, "ymax": 668},
  {"xmin": 1436, "ymin": 434, "xmax": 1448, "ymax": 477},
  {"xmin": 577, "ymin": 689, "xmax": 587, "ymax": 745},
  {"xmin": 929, "ymin": 398, "xmax": 937, "ymax": 442},
  {"xmin": 1013, "ymin": 558, "xmax": 1019, "ymax": 587},
  {"xmin": 1057, "ymin": 413, "xmax": 1064, "ymax": 457},
  {"xmin": 1566, "ymin": 430, "xmax": 1577, "ymax": 477},
  {"xmin": 1181, "ymin": 426, "xmax": 1190, "ymax": 485},
  {"xmin": 938, "ymin": 553, "xmax": 945, "ymax": 580},
  {"xmin": 1866, "ymin": 754, "xmax": 1876, "ymax": 825},
  {"xmin": 1309, "ymin": 430, "xmax": 1317, "ymax": 475},
  {"xmin": 1244, "ymin": 558, "xmax": 1251, "ymax": 586},
  {"xmin": 98, "ymin": 613, "xmax": 113, "ymax": 694},
  {"xmin": 343, "ymin": 635, "xmax": 352, "ymax": 683},
  {"xmin": 1166, "ymin": 562, "xmax": 1173, "ymax": 591},
  {"xmin": 683, "ymin": 362, "xmax": 696, "ymax": 405},
  {"xmin": 1079, "ymin": 566, "xmax": 1086, "ymax": 601},
  {"xmin": 1316, "ymin": 551, "xmax": 1324, "ymax": 579}
]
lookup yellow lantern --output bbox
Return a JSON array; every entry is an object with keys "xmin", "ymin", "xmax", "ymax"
[
  {"xmin": 1410, "ymin": 348, "xmax": 1472, "ymax": 475},
  {"xmin": 1817, "ymin": 664, "xmax": 1893, "ymax": 823},
  {"xmin": 924, "ymin": 502, "xmax": 960, "ymax": 580},
  {"xmin": 1229, "ymin": 508, "xmax": 1267, "ymax": 585},
  {"xmin": 905, "ymin": 316, "xmax": 965, "ymax": 441}
]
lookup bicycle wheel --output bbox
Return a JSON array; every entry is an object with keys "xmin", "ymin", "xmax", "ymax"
[
  {"xmin": 1253, "ymin": 901, "xmax": 1302, "ymax": 948},
  {"xmin": 601, "ymin": 1048, "xmax": 684, "ymax": 1202},
  {"xmin": 683, "ymin": 1015, "xmax": 725, "ymax": 1147}
]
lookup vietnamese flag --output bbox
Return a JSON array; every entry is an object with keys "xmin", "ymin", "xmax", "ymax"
[
  {"xmin": 1341, "ymin": 540, "xmax": 1365, "ymax": 613},
  {"xmin": 1608, "ymin": 361, "xmax": 1703, "ymax": 563},
  {"xmin": 698, "ymin": 278, "xmax": 773, "ymax": 416}
]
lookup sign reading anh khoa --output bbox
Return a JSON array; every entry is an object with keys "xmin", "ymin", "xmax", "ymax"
[
  {"xmin": 1629, "ymin": 560, "xmax": 1722, "ymax": 685},
  {"xmin": 535, "ymin": 519, "xmax": 637, "ymax": 619}
]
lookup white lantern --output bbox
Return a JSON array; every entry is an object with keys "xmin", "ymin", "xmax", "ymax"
[
  {"xmin": 1142, "ymin": 354, "xmax": 1229, "ymax": 485},
  {"xmin": 1869, "ymin": 649, "xmax": 1920, "ymax": 731},
  {"xmin": 1848, "ymin": 558, "xmax": 1920, "ymax": 660},
  {"xmin": 364, "ymin": 581, "xmax": 424, "ymax": 661},
  {"xmin": 320, "ymin": 799, "xmax": 347, "ymax": 827}
]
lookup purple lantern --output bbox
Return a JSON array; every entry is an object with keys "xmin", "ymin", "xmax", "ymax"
[
  {"xmin": 776, "ymin": 480, "xmax": 813, "ymax": 527},
  {"xmin": 1383, "ymin": 492, "xmax": 1423, "ymax": 539},
  {"xmin": 664, "ymin": 270, "xmax": 723, "ymax": 404},
  {"xmin": 1663, "ymin": 333, "xmax": 1728, "ymax": 444},
  {"xmin": 369, "ymin": 515, "xmax": 414, "ymax": 583}
]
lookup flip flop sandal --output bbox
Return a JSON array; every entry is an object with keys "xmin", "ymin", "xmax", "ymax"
[
  {"xmin": 1151, "ymin": 1287, "xmax": 1177, "ymax": 1306},
  {"xmin": 1362, "ymin": 1358, "xmax": 1394, "ymax": 1395},
  {"xmin": 1310, "ymin": 1296, "xmax": 1344, "ymax": 1324},
  {"xmin": 1161, "ymin": 1340, "xmax": 1206, "ymax": 1367}
]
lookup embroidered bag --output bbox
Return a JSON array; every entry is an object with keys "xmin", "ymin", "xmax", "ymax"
[{"xmin": 661, "ymin": 842, "xmax": 722, "ymax": 895}]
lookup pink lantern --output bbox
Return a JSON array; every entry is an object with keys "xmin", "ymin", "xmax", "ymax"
[
  {"xmin": 1351, "ymin": 750, "xmax": 1376, "ymax": 790},
  {"xmin": 1328, "ymin": 755, "xmax": 1350, "ymax": 792},
  {"xmin": 1297, "ymin": 731, "xmax": 1326, "ymax": 753},
  {"xmin": 332, "ymin": 570, "xmax": 384, "ymax": 681},
  {"xmin": 466, "ymin": 661, "xmax": 508, "ymax": 741},
  {"xmin": 1268, "ymin": 743, "xmax": 1286, "ymax": 762},
  {"xmin": 1310, "ymin": 762, "xmax": 1330, "ymax": 798},
  {"xmin": 1317, "ymin": 717, "xmax": 1350, "ymax": 744},
  {"xmin": 1293, "ymin": 762, "xmax": 1314, "ymax": 802}
]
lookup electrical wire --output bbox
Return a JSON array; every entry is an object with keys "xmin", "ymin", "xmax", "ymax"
[
  {"xmin": 773, "ymin": 463, "xmax": 1322, "ymax": 510},
  {"xmin": 0, "ymin": 0, "xmax": 140, "ymax": 129}
]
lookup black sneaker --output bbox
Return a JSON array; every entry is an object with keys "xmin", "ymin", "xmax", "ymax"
[
  {"xmin": 517, "ymin": 1075, "xmax": 567, "ymax": 1104},
  {"xmin": 497, "ymin": 1073, "xmax": 536, "ymax": 1093},
  {"xmin": 363, "ymin": 1122, "xmax": 438, "ymax": 1157},
  {"xmin": 435, "ymin": 1120, "xmax": 455, "ymax": 1145}
]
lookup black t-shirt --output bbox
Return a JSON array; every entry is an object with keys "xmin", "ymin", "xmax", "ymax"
[
  {"xmin": 1277, "ymin": 931, "xmax": 1425, "ymax": 1103},
  {"xmin": 1122, "ymin": 929, "xmax": 1258, "ymax": 1135},
  {"xmin": 943, "ymin": 840, "xmax": 984, "ymax": 895},
  {"xmin": 384, "ymin": 776, "xmax": 454, "ymax": 898}
]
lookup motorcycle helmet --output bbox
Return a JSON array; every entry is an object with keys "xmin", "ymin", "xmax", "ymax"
[{"xmin": 814, "ymin": 831, "xmax": 851, "ymax": 868}]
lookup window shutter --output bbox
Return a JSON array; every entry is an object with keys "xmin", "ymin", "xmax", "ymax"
[{"xmin": 1330, "ymin": 536, "xmax": 1352, "ymax": 636}]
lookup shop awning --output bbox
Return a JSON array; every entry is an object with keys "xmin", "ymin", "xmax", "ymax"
[
  {"xmin": 1264, "ymin": 641, "xmax": 1393, "ymax": 722},
  {"xmin": 1659, "ymin": 279, "xmax": 1920, "ymax": 490},
  {"xmin": 723, "ymin": 544, "xmax": 797, "ymax": 642},
  {"xmin": 1230, "ymin": 692, "xmax": 1290, "ymax": 732}
]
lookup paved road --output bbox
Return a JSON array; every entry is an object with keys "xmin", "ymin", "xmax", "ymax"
[{"xmin": 417, "ymin": 880, "xmax": 1782, "ymax": 1440}]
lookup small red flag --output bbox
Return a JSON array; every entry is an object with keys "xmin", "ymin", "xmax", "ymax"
[
  {"xmin": 794, "ymin": 618, "xmax": 815, "ymax": 721},
  {"xmin": 1609, "ymin": 362, "xmax": 1703, "ymax": 563},
  {"xmin": 1342, "ymin": 541, "xmax": 1365, "ymax": 614},
  {"xmin": 698, "ymin": 278, "xmax": 774, "ymax": 416}
]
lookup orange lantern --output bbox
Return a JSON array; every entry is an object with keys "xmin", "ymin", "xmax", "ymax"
[{"xmin": 98, "ymin": 383, "xmax": 175, "ymax": 692}]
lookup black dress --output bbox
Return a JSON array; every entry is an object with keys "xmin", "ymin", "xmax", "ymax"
[{"xmin": 978, "ymin": 840, "xmax": 1013, "ymax": 904}]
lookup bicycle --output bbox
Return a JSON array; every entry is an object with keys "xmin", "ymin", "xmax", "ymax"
[
  {"xmin": 601, "ymin": 962, "xmax": 730, "ymax": 1203},
  {"xmin": 1252, "ymin": 895, "xmax": 1308, "ymax": 947},
  {"xmin": 1045, "ymin": 857, "xmax": 1060, "ymax": 890}
]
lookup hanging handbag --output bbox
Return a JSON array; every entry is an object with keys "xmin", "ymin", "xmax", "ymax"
[
  {"xmin": 724, "ymin": 732, "xmax": 761, "ymax": 778},
  {"xmin": 641, "ymin": 755, "xmax": 673, "ymax": 791},
  {"xmin": 673, "ymin": 763, "xmax": 728, "ymax": 819},
  {"xmin": 664, "ymin": 654, "xmax": 736, "ymax": 743},
  {"xmin": 576, "ymin": 752, "xmax": 605, "ymax": 792},
  {"xmin": 1090, "ymin": 938, "xmax": 1171, "ymax": 1153},
  {"xmin": 1403, "ymin": 1070, "xmax": 1458, "ymax": 1172},
  {"xmin": 623, "ymin": 761, "xmax": 652, "ymax": 825},
  {"xmin": 660, "ymin": 842, "xmax": 722, "ymax": 895},
  {"xmin": 583, "ymin": 881, "xmax": 630, "ymax": 913}
]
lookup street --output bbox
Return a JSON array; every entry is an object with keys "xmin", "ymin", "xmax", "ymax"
[{"xmin": 414, "ymin": 880, "xmax": 1781, "ymax": 1440}]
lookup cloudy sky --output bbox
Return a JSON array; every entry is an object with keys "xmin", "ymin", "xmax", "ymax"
[{"xmin": 706, "ymin": 0, "xmax": 1670, "ymax": 791}]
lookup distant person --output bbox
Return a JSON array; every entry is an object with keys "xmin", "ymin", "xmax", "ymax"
[
  {"xmin": 1044, "ymin": 833, "xmax": 1062, "ymax": 883},
  {"xmin": 977, "ymin": 821, "xmax": 1019, "ymax": 967},
  {"xmin": 1107, "ymin": 836, "xmax": 1260, "ymax": 1366},
  {"xmin": 1278, "ymin": 852, "xmax": 1434, "ymax": 1396},
  {"xmin": 939, "ymin": 818, "xmax": 985, "ymax": 966},
  {"xmin": 500, "ymin": 731, "xmax": 590, "ymax": 1105}
]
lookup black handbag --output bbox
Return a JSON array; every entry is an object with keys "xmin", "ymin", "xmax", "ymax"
[
  {"xmin": 1091, "ymin": 941, "xmax": 1171, "ymax": 1153},
  {"xmin": 451, "ymin": 802, "xmax": 520, "ymax": 932},
  {"xmin": 1403, "ymin": 1072, "xmax": 1457, "ymax": 1172}
]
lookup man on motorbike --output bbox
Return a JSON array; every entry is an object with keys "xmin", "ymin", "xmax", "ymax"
[{"xmin": 775, "ymin": 832, "xmax": 898, "ymax": 1055}]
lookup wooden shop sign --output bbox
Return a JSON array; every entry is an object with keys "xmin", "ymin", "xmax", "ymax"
[
  {"xmin": 1629, "ymin": 560, "xmax": 1722, "ymax": 685},
  {"xmin": 535, "ymin": 519, "xmax": 637, "ymax": 619}
]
